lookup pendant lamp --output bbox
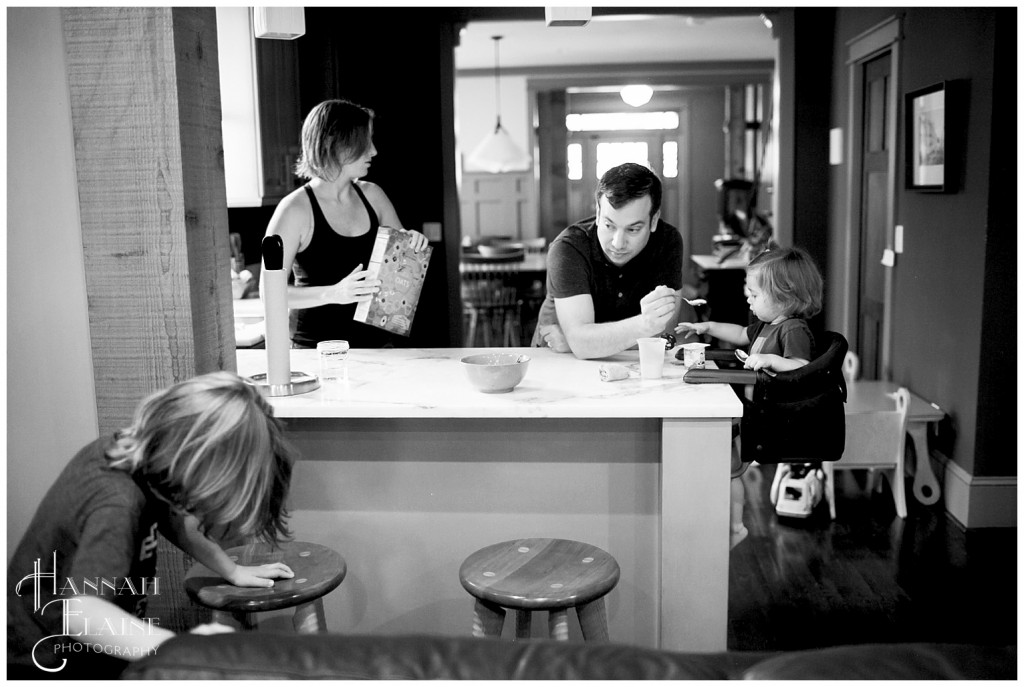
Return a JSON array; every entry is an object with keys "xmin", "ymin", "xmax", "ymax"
[{"xmin": 466, "ymin": 36, "xmax": 532, "ymax": 173}]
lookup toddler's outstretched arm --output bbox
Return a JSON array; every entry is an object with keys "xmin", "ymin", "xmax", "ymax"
[{"xmin": 675, "ymin": 320, "xmax": 750, "ymax": 347}]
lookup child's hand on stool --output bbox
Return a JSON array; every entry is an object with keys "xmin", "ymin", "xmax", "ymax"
[{"xmin": 226, "ymin": 562, "xmax": 294, "ymax": 588}]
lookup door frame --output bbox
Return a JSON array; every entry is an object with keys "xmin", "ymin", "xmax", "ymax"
[{"xmin": 842, "ymin": 15, "xmax": 901, "ymax": 381}]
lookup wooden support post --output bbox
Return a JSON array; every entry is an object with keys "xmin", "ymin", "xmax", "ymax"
[{"xmin": 61, "ymin": 7, "xmax": 234, "ymax": 434}]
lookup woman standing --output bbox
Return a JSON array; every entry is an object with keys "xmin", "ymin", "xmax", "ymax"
[{"xmin": 262, "ymin": 99, "xmax": 429, "ymax": 348}]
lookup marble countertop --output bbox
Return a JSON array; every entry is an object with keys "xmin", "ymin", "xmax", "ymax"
[{"xmin": 236, "ymin": 347, "xmax": 742, "ymax": 420}]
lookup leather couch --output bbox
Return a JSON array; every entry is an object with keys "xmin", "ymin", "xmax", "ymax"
[{"xmin": 123, "ymin": 633, "xmax": 1015, "ymax": 680}]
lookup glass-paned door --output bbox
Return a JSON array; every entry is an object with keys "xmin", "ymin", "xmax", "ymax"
[{"xmin": 567, "ymin": 131, "xmax": 678, "ymax": 223}]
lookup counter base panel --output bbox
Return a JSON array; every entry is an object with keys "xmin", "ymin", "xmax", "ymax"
[{"xmin": 265, "ymin": 417, "xmax": 730, "ymax": 651}]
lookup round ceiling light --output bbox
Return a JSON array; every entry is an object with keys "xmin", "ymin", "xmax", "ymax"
[{"xmin": 620, "ymin": 84, "xmax": 654, "ymax": 108}]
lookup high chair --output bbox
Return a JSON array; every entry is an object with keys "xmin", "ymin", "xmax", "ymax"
[{"xmin": 684, "ymin": 331, "xmax": 849, "ymax": 517}]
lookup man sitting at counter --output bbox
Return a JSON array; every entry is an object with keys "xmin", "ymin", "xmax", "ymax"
[{"xmin": 531, "ymin": 163, "xmax": 682, "ymax": 359}]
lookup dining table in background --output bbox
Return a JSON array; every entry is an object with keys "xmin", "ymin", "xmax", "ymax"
[{"xmin": 236, "ymin": 346, "xmax": 741, "ymax": 651}]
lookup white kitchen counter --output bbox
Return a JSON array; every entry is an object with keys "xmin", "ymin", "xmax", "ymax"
[
  {"xmin": 234, "ymin": 346, "xmax": 740, "ymax": 652},
  {"xmin": 235, "ymin": 347, "xmax": 740, "ymax": 419}
]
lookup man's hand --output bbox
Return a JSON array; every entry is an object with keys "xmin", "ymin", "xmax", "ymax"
[
  {"xmin": 639, "ymin": 285, "xmax": 678, "ymax": 336},
  {"xmin": 539, "ymin": 324, "xmax": 571, "ymax": 353}
]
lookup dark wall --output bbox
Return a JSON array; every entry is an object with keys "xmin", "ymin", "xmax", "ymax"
[
  {"xmin": 684, "ymin": 87, "xmax": 727, "ymax": 282},
  {"xmin": 790, "ymin": 8, "xmax": 834, "ymax": 286},
  {"xmin": 829, "ymin": 8, "xmax": 1012, "ymax": 477},
  {"xmin": 973, "ymin": 8, "xmax": 1015, "ymax": 477},
  {"xmin": 293, "ymin": 7, "xmax": 461, "ymax": 347}
]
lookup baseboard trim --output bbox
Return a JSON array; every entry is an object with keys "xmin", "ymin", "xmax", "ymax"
[{"xmin": 934, "ymin": 452, "xmax": 1017, "ymax": 529}]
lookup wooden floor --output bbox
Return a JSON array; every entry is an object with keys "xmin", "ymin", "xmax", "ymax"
[{"xmin": 728, "ymin": 464, "xmax": 1017, "ymax": 651}]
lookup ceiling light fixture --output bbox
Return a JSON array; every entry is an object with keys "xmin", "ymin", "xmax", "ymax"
[
  {"xmin": 620, "ymin": 84, "xmax": 654, "ymax": 108},
  {"xmin": 545, "ymin": 6, "xmax": 592, "ymax": 27},
  {"xmin": 466, "ymin": 36, "xmax": 532, "ymax": 173},
  {"xmin": 253, "ymin": 7, "xmax": 305, "ymax": 40}
]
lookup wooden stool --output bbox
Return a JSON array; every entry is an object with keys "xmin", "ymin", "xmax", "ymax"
[
  {"xmin": 459, "ymin": 538, "xmax": 620, "ymax": 641},
  {"xmin": 184, "ymin": 541, "xmax": 346, "ymax": 634}
]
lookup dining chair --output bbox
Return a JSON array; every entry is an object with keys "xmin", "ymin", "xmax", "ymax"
[
  {"xmin": 842, "ymin": 350, "xmax": 860, "ymax": 385},
  {"xmin": 461, "ymin": 261, "xmax": 523, "ymax": 347}
]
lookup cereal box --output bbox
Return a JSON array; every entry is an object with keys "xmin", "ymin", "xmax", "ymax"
[{"xmin": 352, "ymin": 226, "xmax": 432, "ymax": 336}]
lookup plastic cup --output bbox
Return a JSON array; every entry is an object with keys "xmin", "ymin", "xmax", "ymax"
[
  {"xmin": 681, "ymin": 342, "xmax": 709, "ymax": 369},
  {"xmin": 637, "ymin": 337, "xmax": 666, "ymax": 379},
  {"xmin": 317, "ymin": 340, "xmax": 349, "ymax": 400}
]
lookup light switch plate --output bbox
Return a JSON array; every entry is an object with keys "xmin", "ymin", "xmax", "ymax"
[
  {"xmin": 829, "ymin": 128, "xmax": 843, "ymax": 165},
  {"xmin": 894, "ymin": 225, "xmax": 904, "ymax": 253}
]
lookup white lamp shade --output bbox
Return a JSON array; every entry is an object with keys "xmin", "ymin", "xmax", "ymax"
[{"xmin": 466, "ymin": 124, "xmax": 532, "ymax": 173}]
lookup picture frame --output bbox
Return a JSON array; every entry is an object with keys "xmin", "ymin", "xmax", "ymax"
[{"xmin": 904, "ymin": 81, "xmax": 954, "ymax": 192}]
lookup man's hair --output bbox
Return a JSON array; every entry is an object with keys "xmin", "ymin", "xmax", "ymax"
[
  {"xmin": 106, "ymin": 371, "xmax": 294, "ymax": 543},
  {"xmin": 595, "ymin": 162, "xmax": 662, "ymax": 217},
  {"xmin": 294, "ymin": 99, "xmax": 375, "ymax": 182},
  {"xmin": 747, "ymin": 246, "xmax": 824, "ymax": 319}
]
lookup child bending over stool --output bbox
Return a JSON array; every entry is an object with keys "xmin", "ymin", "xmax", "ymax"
[{"xmin": 8, "ymin": 371, "xmax": 297, "ymax": 679}]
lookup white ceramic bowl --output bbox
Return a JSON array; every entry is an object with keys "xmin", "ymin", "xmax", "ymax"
[
  {"xmin": 461, "ymin": 353, "xmax": 530, "ymax": 393},
  {"xmin": 477, "ymin": 243, "xmax": 524, "ymax": 258}
]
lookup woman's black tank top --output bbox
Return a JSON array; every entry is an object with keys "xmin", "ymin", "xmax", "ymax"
[{"xmin": 291, "ymin": 183, "xmax": 394, "ymax": 348}]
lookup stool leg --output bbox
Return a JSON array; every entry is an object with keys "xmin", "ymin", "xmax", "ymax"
[
  {"xmin": 576, "ymin": 597, "xmax": 609, "ymax": 642},
  {"xmin": 514, "ymin": 610, "xmax": 532, "ymax": 640},
  {"xmin": 548, "ymin": 608, "xmax": 570, "ymax": 641},
  {"xmin": 292, "ymin": 598, "xmax": 327, "ymax": 634},
  {"xmin": 472, "ymin": 598, "xmax": 506, "ymax": 638}
]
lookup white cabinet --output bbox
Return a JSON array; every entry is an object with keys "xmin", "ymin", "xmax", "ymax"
[{"xmin": 216, "ymin": 7, "xmax": 301, "ymax": 207}]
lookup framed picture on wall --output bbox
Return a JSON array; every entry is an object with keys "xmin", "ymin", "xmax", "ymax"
[{"xmin": 905, "ymin": 82, "xmax": 955, "ymax": 192}]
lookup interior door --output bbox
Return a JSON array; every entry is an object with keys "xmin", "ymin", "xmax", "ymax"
[{"xmin": 855, "ymin": 53, "xmax": 892, "ymax": 380}]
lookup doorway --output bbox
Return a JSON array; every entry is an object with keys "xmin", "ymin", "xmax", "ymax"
[
  {"xmin": 855, "ymin": 53, "xmax": 892, "ymax": 380},
  {"xmin": 566, "ymin": 128, "xmax": 681, "ymax": 226},
  {"xmin": 844, "ymin": 16, "xmax": 901, "ymax": 381}
]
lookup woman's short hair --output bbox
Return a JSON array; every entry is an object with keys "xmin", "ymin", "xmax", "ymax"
[
  {"xmin": 294, "ymin": 99, "xmax": 375, "ymax": 182},
  {"xmin": 747, "ymin": 246, "xmax": 824, "ymax": 319},
  {"xmin": 106, "ymin": 371, "xmax": 294, "ymax": 543},
  {"xmin": 595, "ymin": 162, "xmax": 662, "ymax": 218}
]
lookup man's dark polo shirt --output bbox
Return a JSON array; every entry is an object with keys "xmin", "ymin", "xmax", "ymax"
[{"xmin": 532, "ymin": 215, "xmax": 683, "ymax": 342}]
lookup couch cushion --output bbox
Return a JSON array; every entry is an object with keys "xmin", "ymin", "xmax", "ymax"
[
  {"xmin": 122, "ymin": 633, "xmax": 764, "ymax": 680},
  {"xmin": 742, "ymin": 642, "xmax": 1017, "ymax": 680}
]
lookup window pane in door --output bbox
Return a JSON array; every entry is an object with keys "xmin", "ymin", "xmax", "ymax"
[
  {"xmin": 566, "ymin": 111, "xmax": 679, "ymax": 132},
  {"xmin": 662, "ymin": 141, "xmax": 678, "ymax": 178},
  {"xmin": 567, "ymin": 143, "xmax": 583, "ymax": 180},
  {"xmin": 596, "ymin": 142, "xmax": 649, "ymax": 179}
]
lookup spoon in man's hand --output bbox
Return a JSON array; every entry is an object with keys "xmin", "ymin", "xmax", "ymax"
[{"xmin": 683, "ymin": 298, "xmax": 707, "ymax": 307}]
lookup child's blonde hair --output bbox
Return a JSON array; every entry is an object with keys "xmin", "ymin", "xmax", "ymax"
[
  {"xmin": 747, "ymin": 246, "xmax": 823, "ymax": 319},
  {"xmin": 106, "ymin": 371, "xmax": 293, "ymax": 543}
]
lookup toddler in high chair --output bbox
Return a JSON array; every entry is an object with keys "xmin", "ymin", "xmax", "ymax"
[{"xmin": 676, "ymin": 246, "xmax": 824, "ymax": 548}]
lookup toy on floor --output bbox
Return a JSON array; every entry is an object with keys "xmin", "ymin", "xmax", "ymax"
[{"xmin": 770, "ymin": 464, "xmax": 824, "ymax": 518}]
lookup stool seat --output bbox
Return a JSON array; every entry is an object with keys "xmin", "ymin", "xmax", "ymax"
[
  {"xmin": 459, "ymin": 538, "xmax": 619, "ymax": 642},
  {"xmin": 460, "ymin": 538, "xmax": 619, "ymax": 609},
  {"xmin": 185, "ymin": 541, "xmax": 345, "ymax": 632}
]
